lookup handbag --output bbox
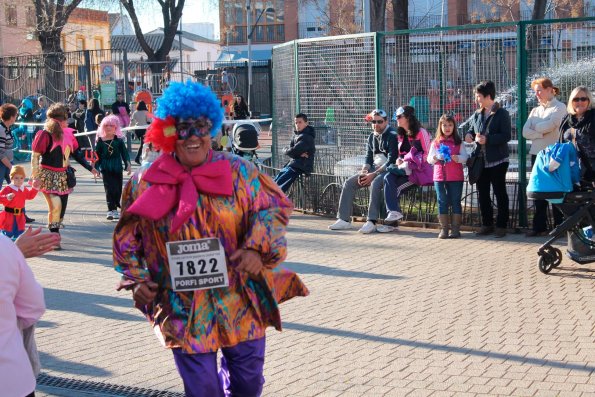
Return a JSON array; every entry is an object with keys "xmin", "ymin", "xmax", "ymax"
[
  {"xmin": 466, "ymin": 149, "xmax": 484, "ymax": 185},
  {"xmin": 404, "ymin": 146, "xmax": 434, "ymax": 186},
  {"xmin": 66, "ymin": 166, "xmax": 77, "ymax": 188}
]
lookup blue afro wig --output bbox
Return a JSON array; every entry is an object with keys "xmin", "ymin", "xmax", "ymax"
[{"xmin": 155, "ymin": 80, "xmax": 223, "ymax": 137}]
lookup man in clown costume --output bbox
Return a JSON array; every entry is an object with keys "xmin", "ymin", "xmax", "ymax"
[{"xmin": 113, "ymin": 80, "xmax": 308, "ymax": 397}]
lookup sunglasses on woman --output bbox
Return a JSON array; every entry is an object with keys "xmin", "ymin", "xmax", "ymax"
[
  {"xmin": 572, "ymin": 97, "xmax": 590, "ymax": 103},
  {"xmin": 176, "ymin": 118, "xmax": 212, "ymax": 140}
]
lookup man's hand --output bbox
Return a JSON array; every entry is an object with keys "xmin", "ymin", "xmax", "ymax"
[
  {"xmin": 91, "ymin": 168, "xmax": 101, "ymax": 178},
  {"xmin": 300, "ymin": 153, "xmax": 309, "ymax": 158},
  {"xmin": 358, "ymin": 172, "xmax": 376, "ymax": 187},
  {"xmin": 475, "ymin": 134, "xmax": 486, "ymax": 145},
  {"xmin": 229, "ymin": 249, "xmax": 263, "ymax": 276},
  {"xmin": 132, "ymin": 281, "xmax": 159, "ymax": 306},
  {"xmin": 126, "ymin": 165, "xmax": 132, "ymax": 175},
  {"xmin": 15, "ymin": 227, "xmax": 61, "ymax": 258}
]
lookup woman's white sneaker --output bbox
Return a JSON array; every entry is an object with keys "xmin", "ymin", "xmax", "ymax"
[
  {"xmin": 385, "ymin": 211, "xmax": 404, "ymax": 222},
  {"xmin": 106, "ymin": 211, "xmax": 114, "ymax": 220},
  {"xmin": 358, "ymin": 221, "xmax": 377, "ymax": 234},
  {"xmin": 328, "ymin": 219, "xmax": 352, "ymax": 230}
]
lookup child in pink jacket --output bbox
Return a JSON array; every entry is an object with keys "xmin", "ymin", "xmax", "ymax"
[{"xmin": 428, "ymin": 114, "xmax": 468, "ymax": 239}]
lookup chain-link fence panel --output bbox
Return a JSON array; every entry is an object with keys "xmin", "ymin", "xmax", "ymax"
[
  {"xmin": 295, "ymin": 34, "xmax": 377, "ymax": 175},
  {"xmin": 271, "ymin": 41, "xmax": 297, "ymax": 168}
]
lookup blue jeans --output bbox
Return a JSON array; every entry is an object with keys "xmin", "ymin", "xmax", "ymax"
[
  {"xmin": 274, "ymin": 166, "xmax": 302, "ymax": 193},
  {"xmin": 384, "ymin": 173, "xmax": 415, "ymax": 213},
  {"xmin": 0, "ymin": 161, "xmax": 11, "ymax": 189},
  {"xmin": 434, "ymin": 181, "xmax": 464, "ymax": 215}
]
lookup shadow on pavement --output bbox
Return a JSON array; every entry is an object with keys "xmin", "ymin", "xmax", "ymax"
[
  {"xmin": 283, "ymin": 262, "xmax": 404, "ymax": 280},
  {"xmin": 44, "ymin": 288, "xmax": 142, "ymax": 322},
  {"xmin": 283, "ymin": 322, "xmax": 595, "ymax": 374},
  {"xmin": 39, "ymin": 352, "xmax": 112, "ymax": 377}
]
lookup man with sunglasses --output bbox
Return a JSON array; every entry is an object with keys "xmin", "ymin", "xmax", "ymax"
[{"xmin": 329, "ymin": 108, "xmax": 399, "ymax": 233}]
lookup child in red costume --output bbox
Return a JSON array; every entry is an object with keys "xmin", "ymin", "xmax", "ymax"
[{"xmin": 0, "ymin": 165, "xmax": 39, "ymax": 239}]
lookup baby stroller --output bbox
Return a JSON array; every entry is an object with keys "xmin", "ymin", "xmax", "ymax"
[
  {"xmin": 231, "ymin": 123, "xmax": 261, "ymax": 168},
  {"xmin": 527, "ymin": 142, "xmax": 595, "ymax": 274}
]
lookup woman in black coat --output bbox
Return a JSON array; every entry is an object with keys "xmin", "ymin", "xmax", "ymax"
[
  {"xmin": 232, "ymin": 95, "xmax": 250, "ymax": 120},
  {"xmin": 464, "ymin": 80, "xmax": 512, "ymax": 238},
  {"xmin": 560, "ymin": 86, "xmax": 595, "ymax": 182}
]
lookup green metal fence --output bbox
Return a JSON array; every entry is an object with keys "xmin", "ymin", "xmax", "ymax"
[{"xmin": 272, "ymin": 17, "xmax": 595, "ymax": 226}]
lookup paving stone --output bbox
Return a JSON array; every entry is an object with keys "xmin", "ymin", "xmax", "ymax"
[{"xmin": 15, "ymin": 161, "xmax": 595, "ymax": 396}]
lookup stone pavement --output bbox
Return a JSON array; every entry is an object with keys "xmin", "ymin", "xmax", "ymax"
[{"xmin": 18, "ymin": 162, "xmax": 595, "ymax": 396}]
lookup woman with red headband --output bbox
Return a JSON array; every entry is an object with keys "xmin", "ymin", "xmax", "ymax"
[{"xmin": 31, "ymin": 103, "xmax": 99, "ymax": 247}]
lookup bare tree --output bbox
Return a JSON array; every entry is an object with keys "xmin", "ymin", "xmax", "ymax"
[
  {"xmin": 392, "ymin": 0, "xmax": 409, "ymax": 30},
  {"xmin": 370, "ymin": 0, "xmax": 386, "ymax": 31},
  {"xmin": 30, "ymin": 0, "xmax": 86, "ymax": 99},
  {"xmin": 300, "ymin": 0, "xmax": 362, "ymax": 35},
  {"xmin": 32, "ymin": 0, "xmax": 85, "ymax": 53},
  {"xmin": 119, "ymin": 0, "xmax": 185, "ymax": 90}
]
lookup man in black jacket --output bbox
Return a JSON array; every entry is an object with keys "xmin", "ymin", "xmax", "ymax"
[{"xmin": 274, "ymin": 113, "xmax": 316, "ymax": 193}]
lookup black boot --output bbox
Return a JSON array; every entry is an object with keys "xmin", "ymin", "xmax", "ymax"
[
  {"xmin": 25, "ymin": 214, "xmax": 35, "ymax": 223},
  {"xmin": 49, "ymin": 225, "xmax": 62, "ymax": 250}
]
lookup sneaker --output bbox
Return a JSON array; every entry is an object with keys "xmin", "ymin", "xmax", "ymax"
[
  {"xmin": 328, "ymin": 219, "xmax": 352, "ymax": 230},
  {"xmin": 376, "ymin": 224, "xmax": 397, "ymax": 233},
  {"xmin": 106, "ymin": 211, "xmax": 114, "ymax": 220},
  {"xmin": 385, "ymin": 211, "xmax": 404, "ymax": 222},
  {"xmin": 112, "ymin": 210, "xmax": 120, "ymax": 220},
  {"xmin": 358, "ymin": 221, "xmax": 377, "ymax": 234}
]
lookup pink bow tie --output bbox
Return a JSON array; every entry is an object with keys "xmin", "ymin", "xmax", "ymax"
[{"xmin": 127, "ymin": 153, "xmax": 233, "ymax": 232}]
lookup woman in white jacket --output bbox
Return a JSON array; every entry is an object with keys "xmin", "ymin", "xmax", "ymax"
[{"xmin": 522, "ymin": 77, "xmax": 567, "ymax": 237}]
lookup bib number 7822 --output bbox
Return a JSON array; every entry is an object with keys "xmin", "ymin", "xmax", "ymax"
[{"xmin": 176, "ymin": 258, "xmax": 218, "ymax": 276}]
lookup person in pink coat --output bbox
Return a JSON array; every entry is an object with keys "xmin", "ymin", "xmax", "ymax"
[
  {"xmin": 0, "ymin": 234, "xmax": 46, "ymax": 397},
  {"xmin": 0, "ymin": 165, "xmax": 39, "ymax": 239}
]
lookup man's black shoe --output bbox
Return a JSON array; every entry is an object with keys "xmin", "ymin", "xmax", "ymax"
[
  {"xmin": 475, "ymin": 225, "xmax": 494, "ymax": 235},
  {"xmin": 494, "ymin": 228, "xmax": 507, "ymax": 238},
  {"xmin": 25, "ymin": 215, "xmax": 35, "ymax": 224},
  {"xmin": 525, "ymin": 230, "xmax": 548, "ymax": 237}
]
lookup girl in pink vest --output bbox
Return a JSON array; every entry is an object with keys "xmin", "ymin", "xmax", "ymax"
[{"xmin": 428, "ymin": 114, "xmax": 468, "ymax": 239}]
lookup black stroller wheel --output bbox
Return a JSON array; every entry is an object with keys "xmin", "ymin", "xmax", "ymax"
[
  {"xmin": 538, "ymin": 256, "xmax": 554, "ymax": 274},
  {"xmin": 551, "ymin": 247, "xmax": 562, "ymax": 268}
]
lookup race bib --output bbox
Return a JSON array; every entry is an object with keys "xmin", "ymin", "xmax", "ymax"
[{"xmin": 166, "ymin": 238, "xmax": 229, "ymax": 292}]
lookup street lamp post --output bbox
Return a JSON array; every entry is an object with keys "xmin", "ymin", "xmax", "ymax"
[{"xmin": 247, "ymin": 3, "xmax": 274, "ymax": 114}]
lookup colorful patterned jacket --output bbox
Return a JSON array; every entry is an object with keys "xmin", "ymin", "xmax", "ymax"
[{"xmin": 113, "ymin": 151, "xmax": 308, "ymax": 353}]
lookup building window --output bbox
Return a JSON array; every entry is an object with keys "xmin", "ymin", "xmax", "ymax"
[
  {"xmin": 76, "ymin": 36, "xmax": 86, "ymax": 51},
  {"xmin": 7, "ymin": 58, "xmax": 19, "ymax": 79},
  {"xmin": 5, "ymin": 4, "xmax": 17, "ymax": 26},
  {"xmin": 27, "ymin": 60, "xmax": 40, "ymax": 79},
  {"xmin": 95, "ymin": 37, "xmax": 104, "ymax": 50},
  {"xmin": 26, "ymin": 6, "xmax": 36, "ymax": 27}
]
